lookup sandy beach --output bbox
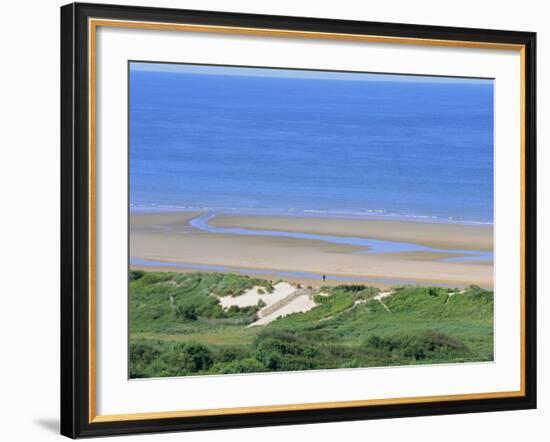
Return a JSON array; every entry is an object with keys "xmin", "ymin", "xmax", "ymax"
[
  {"xmin": 130, "ymin": 211, "xmax": 494, "ymax": 289},
  {"xmin": 210, "ymin": 214, "xmax": 493, "ymax": 251}
]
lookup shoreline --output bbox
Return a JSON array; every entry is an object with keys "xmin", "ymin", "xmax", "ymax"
[
  {"xmin": 130, "ymin": 211, "xmax": 494, "ymax": 289},
  {"xmin": 130, "ymin": 263, "xmax": 394, "ymax": 290},
  {"xmin": 130, "ymin": 207, "xmax": 493, "ymax": 227},
  {"xmin": 129, "ymin": 259, "xmax": 489, "ymax": 290},
  {"xmin": 130, "ymin": 257, "xmax": 470, "ymax": 289}
]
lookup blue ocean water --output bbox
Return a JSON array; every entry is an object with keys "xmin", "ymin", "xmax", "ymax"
[{"xmin": 129, "ymin": 65, "xmax": 494, "ymax": 224}]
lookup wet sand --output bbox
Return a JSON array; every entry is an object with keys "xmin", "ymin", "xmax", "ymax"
[
  {"xmin": 130, "ymin": 212, "xmax": 494, "ymax": 289},
  {"xmin": 210, "ymin": 214, "xmax": 493, "ymax": 251}
]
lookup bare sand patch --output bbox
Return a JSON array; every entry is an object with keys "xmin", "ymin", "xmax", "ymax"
[
  {"xmin": 249, "ymin": 293, "xmax": 317, "ymax": 327},
  {"xmin": 217, "ymin": 282, "xmax": 295, "ymax": 309}
]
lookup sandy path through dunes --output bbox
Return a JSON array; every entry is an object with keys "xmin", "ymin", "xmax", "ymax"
[
  {"xmin": 249, "ymin": 291, "xmax": 317, "ymax": 326},
  {"xmin": 218, "ymin": 282, "xmax": 295, "ymax": 309}
]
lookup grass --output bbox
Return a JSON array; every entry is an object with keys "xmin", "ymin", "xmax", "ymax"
[{"xmin": 129, "ymin": 271, "xmax": 493, "ymax": 378}]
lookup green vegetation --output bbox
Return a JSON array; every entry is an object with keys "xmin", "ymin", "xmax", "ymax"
[
  {"xmin": 129, "ymin": 271, "xmax": 493, "ymax": 378},
  {"xmin": 130, "ymin": 270, "xmax": 273, "ymax": 332}
]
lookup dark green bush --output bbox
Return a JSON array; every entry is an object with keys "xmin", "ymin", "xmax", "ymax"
[
  {"xmin": 364, "ymin": 330, "xmax": 470, "ymax": 361},
  {"xmin": 254, "ymin": 331, "xmax": 323, "ymax": 371},
  {"xmin": 210, "ymin": 358, "xmax": 267, "ymax": 374},
  {"xmin": 175, "ymin": 304, "xmax": 198, "ymax": 321},
  {"xmin": 129, "ymin": 270, "xmax": 145, "ymax": 281},
  {"xmin": 166, "ymin": 342, "xmax": 214, "ymax": 373}
]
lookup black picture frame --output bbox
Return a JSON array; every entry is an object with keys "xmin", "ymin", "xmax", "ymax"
[{"xmin": 61, "ymin": 2, "xmax": 537, "ymax": 438}]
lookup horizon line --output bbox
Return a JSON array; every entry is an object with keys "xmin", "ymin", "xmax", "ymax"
[{"xmin": 130, "ymin": 61, "xmax": 494, "ymax": 85}]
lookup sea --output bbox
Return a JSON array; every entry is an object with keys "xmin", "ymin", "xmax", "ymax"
[{"xmin": 129, "ymin": 64, "xmax": 494, "ymax": 225}]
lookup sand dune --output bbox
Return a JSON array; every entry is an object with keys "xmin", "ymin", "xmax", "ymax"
[
  {"xmin": 217, "ymin": 282, "xmax": 295, "ymax": 309},
  {"xmin": 249, "ymin": 292, "xmax": 317, "ymax": 327}
]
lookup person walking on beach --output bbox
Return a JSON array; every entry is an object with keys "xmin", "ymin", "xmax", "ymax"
[{"xmin": 322, "ymin": 275, "xmax": 326, "ymax": 282}]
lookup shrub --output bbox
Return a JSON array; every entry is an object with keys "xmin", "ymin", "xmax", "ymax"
[
  {"xmin": 364, "ymin": 330, "xmax": 470, "ymax": 361},
  {"xmin": 216, "ymin": 346, "xmax": 252, "ymax": 363},
  {"xmin": 254, "ymin": 331, "xmax": 323, "ymax": 371},
  {"xmin": 167, "ymin": 342, "xmax": 213, "ymax": 373},
  {"xmin": 130, "ymin": 341, "xmax": 160, "ymax": 364},
  {"xmin": 129, "ymin": 270, "xmax": 145, "ymax": 281},
  {"xmin": 129, "ymin": 341, "xmax": 164, "ymax": 378},
  {"xmin": 210, "ymin": 358, "xmax": 267, "ymax": 374},
  {"xmin": 175, "ymin": 304, "xmax": 198, "ymax": 321}
]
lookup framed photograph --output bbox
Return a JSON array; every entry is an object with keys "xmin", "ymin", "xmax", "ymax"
[{"xmin": 60, "ymin": 2, "xmax": 537, "ymax": 438}]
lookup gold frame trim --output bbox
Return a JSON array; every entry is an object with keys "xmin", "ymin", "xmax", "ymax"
[{"xmin": 88, "ymin": 18, "xmax": 527, "ymax": 424}]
